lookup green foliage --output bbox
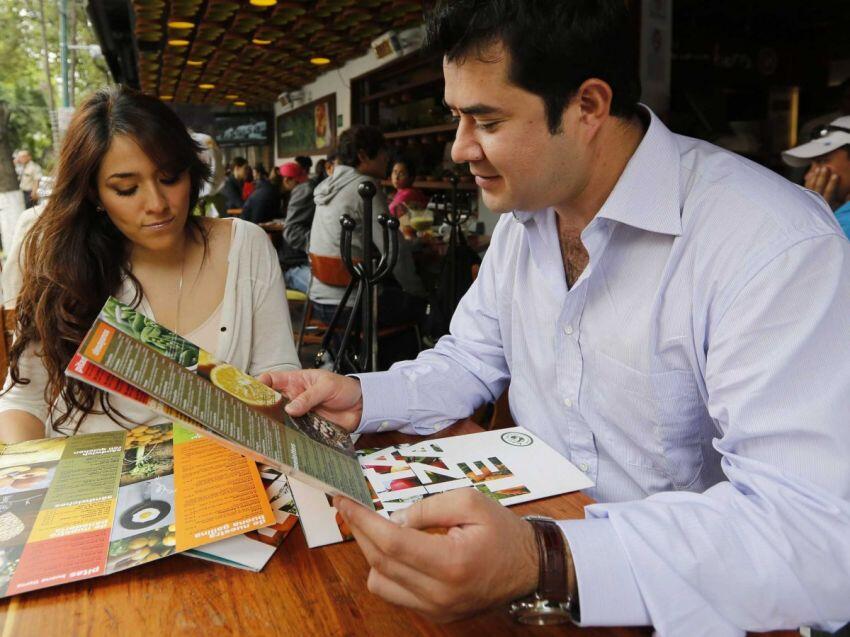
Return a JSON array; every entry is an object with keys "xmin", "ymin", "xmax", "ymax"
[{"xmin": 0, "ymin": 0, "xmax": 109, "ymax": 170}]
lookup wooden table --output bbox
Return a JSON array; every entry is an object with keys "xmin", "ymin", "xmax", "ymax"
[{"xmin": 0, "ymin": 421, "xmax": 794, "ymax": 637}]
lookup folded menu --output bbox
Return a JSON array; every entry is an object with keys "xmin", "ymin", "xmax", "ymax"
[
  {"xmin": 291, "ymin": 426, "xmax": 595, "ymax": 548},
  {"xmin": 0, "ymin": 423, "xmax": 273, "ymax": 597},
  {"xmin": 66, "ymin": 297, "xmax": 373, "ymax": 508},
  {"xmin": 184, "ymin": 465, "xmax": 298, "ymax": 571}
]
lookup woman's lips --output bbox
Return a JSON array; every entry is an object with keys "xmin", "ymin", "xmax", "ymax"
[{"xmin": 143, "ymin": 217, "xmax": 175, "ymax": 231}]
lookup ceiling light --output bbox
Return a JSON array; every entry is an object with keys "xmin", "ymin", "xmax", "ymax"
[
  {"xmin": 160, "ymin": 95, "xmax": 174, "ymax": 100},
  {"xmin": 168, "ymin": 39, "xmax": 190, "ymax": 47},
  {"xmin": 186, "ymin": 59, "xmax": 204, "ymax": 66},
  {"xmin": 249, "ymin": 0, "xmax": 277, "ymax": 6},
  {"xmin": 233, "ymin": 101, "xmax": 247, "ymax": 106},
  {"xmin": 167, "ymin": 21, "xmax": 194, "ymax": 29},
  {"xmin": 310, "ymin": 57, "xmax": 331, "ymax": 65},
  {"xmin": 225, "ymin": 94, "xmax": 239, "ymax": 99},
  {"xmin": 199, "ymin": 83, "xmax": 215, "ymax": 90},
  {"xmin": 252, "ymin": 38, "xmax": 272, "ymax": 45}
]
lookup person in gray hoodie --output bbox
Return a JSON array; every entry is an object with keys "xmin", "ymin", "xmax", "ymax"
[{"xmin": 308, "ymin": 126, "xmax": 427, "ymax": 330}]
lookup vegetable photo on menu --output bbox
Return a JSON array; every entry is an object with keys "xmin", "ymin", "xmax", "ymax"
[{"xmin": 68, "ymin": 297, "xmax": 373, "ymax": 508}]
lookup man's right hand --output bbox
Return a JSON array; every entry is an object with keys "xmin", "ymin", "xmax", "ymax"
[{"xmin": 258, "ymin": 369, "xmax": 363, "ymax": 433}]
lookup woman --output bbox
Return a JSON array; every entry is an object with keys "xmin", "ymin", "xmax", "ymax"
[
  {"xmin": 388, "ymin": 157, "xmax": 429, "ymax": 219},
  {"xmin": 0, "ymin": 86, "xmax": 299, "ymax": 442}
]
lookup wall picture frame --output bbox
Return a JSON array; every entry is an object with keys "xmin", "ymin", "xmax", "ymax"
[{"xmin": 276, "ymin": 94, "xmax": 337, "ymax": 158}]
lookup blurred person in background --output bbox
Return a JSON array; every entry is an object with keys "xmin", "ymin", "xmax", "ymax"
[
  {"xmin": 221, "ymin": 156, "xmax": 247, "ymax": 210},
  {"xmin": 241, "ymin": 164, "xmax": 255, "ymax": 201},
  {"xmin": 388, "ymin": 156, "xmax": 429, "ymax": 219},
  {"xmin": 783, "ymin": 115, "xmax": 850, "ymax": 238},
  {"xmin": 278, "ymin": 161, "xmax": 315, "ymax": 293},
  {"xmin": 240, "ymin": 165, "xmax": 281, "ymax": 225},
  {"xmin": 16, "ymin": 150, "xmax": 42, "ymax": 208}
]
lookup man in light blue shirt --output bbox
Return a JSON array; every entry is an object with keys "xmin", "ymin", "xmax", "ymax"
[{"xmin": 266, "ymin": 1, "xmax": 850, "ymax": 634}]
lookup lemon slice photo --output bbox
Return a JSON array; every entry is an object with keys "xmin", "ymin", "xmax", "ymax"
[{"xmin": 209, "ymin": 364, "xmax": 279, "ymax": 407}]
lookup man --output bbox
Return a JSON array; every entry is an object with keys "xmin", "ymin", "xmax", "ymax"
[
  {"xmin": 278, "ymin": 161, "xmax": 315, "ymax": 293},
  {"xmin": 16, "ymin": 150, "xmax": 41, "ymax": 209},
  {"xmin": 265, "ymin": 1, "xmax": 850, "ymax": 634},
  {"xmin": 782, "ymin": 115, "xmax": 850, "ymax": 238},
  {"xmin": 240, "ymin": 166, "xmax": 281, "ymax": 225},
  {"xmin": 221, "ymin": 156, "xmax": 247, "ymax": 211},
  {"xmin": 307, "ymin": 125, "xmax": 426, "ymax": 326}
]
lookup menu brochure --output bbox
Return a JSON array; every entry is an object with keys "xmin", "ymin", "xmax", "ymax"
[
  {"xmin": 291, "ymin": 427, "xmax": 594, "ymax": 548},
  {"xmin": 0, "ymin": 423, "xmax": 273, "ymax": 597},
  {"xmin": 67, "ymin": 297, "xmax": 373, "ymax": 508}
]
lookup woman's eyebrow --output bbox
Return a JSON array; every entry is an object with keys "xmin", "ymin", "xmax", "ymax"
[{"xmin": 106, "ymin": 172, "xmax": 137, "ymax": 180}]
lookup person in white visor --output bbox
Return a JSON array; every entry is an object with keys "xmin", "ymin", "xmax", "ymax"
[{"xmin": 782, "ymin": 115, "xmax": 850, "ymax": 238}]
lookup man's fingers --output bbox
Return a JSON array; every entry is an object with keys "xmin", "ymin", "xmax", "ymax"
[
  {"xmin": 284, "ymin": 381, "xmax": 326, "ymax": 416},
  {"xmin": 365, "ymin": 568, "xmax": 435, "ymax": 615},
  {"xmin": 347, "ymin": 515, "xmax": 446, "ymax": 600},
  {"xmin": 335, "ymin": 497, "xmax": 448, "ymax": 577},
  {"xmin": 392, "ymin": 488, "xmax": 489, "ymax": 531}
]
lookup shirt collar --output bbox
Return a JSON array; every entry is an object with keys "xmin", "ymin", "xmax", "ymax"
[{"xmin": 512, "ymin": 106, "xmax": 683, "ymax": 236}]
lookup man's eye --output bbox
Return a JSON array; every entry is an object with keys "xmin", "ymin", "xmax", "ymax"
[
  {"xmin": 475, "ymin": 121, "xmax": 499, "ymax": 131},
  {"xmin": 115, "ymin": 187, "xmax": 137, "ymax": 197}
]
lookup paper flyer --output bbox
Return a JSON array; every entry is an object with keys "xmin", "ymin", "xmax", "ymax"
[
  {"xmin": 0, "ymin": 423, "xmax": 273, "ymax": 598},
  {"xmin": 292, "ymin": 427, "xmax": 594, "ymax": 548},
  {"xmin": 67, "ymin": 297, "xmax": 372, "ymax": 507}
]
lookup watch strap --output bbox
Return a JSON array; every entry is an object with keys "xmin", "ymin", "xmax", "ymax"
[{"xmin": 527, "ymin": 517, "xmax": 570, "ymax": 604}]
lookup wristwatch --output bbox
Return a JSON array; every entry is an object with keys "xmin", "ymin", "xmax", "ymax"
[{"xmin": 509, "ymin": 515, "xmax": 580, "ymax": 626}]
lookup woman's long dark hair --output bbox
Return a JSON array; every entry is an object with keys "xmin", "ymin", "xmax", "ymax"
[{"xmin": 6, "ymin": 85, "xmax": 211, "ymax": 433}]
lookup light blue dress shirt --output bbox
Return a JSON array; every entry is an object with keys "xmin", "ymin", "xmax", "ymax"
[{"xmin": 354, "ymin": 110, "xmax": 850, "ymax": 636}]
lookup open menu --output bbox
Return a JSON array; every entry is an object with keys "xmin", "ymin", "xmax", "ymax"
[
  {"xmin": 291, "ymin": 427, "xmax": 595, "ymax": 548},
  {"xmin": 185, "ymin": 464, "xmax": 298, "ymax": 571},
  {"xmin": 0, "ymin": 423, "xmax": 273, "ymax": 597},
  {"xmin": 66, "ymin": 297, "xmax": 373, "ymax": 508}
]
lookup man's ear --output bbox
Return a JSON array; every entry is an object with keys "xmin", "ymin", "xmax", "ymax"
[
  {"xmin": 574, "ymin": 78, "xmax": 614, "ymax": 139},
  {"xmin": 356, "ymin": 149, "xmax": 368, "ymax": 167}
]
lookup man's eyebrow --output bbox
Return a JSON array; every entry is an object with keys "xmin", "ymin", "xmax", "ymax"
[
  {"xmin": 106, "ymin": 172, "xmax": 137, "ymax": 180},
  {"xmin": 442, "ymin": 100, "xmax": 505, "ymax": 116}
]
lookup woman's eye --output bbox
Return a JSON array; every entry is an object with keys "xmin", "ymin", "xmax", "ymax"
[
  {"xmin": 160, "ymin": 174, "xmax": 181, "ymax": 185},
  {"xmin": 115, "ymin": 187, "xmax": 137, "ymax": 197}
]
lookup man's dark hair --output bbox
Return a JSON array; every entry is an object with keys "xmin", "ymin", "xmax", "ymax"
[
  {"xmin": 336, "ymin": 126, "xmax": 386, "ymax": 168},
  {"xmin": 231, "ymin": 156, "xmax": 247, "ymax": 169},
  {"xmin": 426, "ymin": 0, "xmax": 641, "ymax": 133},
  {"xmin": 326, "ymin": 151, "xmax": 338, "ymax": 163},
  {"xmin": 295, "ymin": 155, "xmax": 313, "ymax": 172}
]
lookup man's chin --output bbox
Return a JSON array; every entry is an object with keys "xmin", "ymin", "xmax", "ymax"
[{"xmin": 480, "ymin": 191, "xmax": 514, "ymax": 215}]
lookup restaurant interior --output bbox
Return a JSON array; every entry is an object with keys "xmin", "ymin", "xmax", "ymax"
[{"xmin": 0, "ymin": 1, "xmax": 843, "ymax": 634}]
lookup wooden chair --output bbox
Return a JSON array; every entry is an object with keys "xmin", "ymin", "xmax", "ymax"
[{"xmin": 296, "ymin": 254, "xmax": 421, "ymax": 365}]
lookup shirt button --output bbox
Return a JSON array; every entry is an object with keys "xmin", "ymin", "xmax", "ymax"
[
  {"xmin": 564, "ymin": 325, "xmax": 574, "ymax": 335},
  {"xmin": 563, "ymin": 398, "xmax": 573, "ymax": 408},
  {"xmin": 579, "ymin": 463, "xmax": 589, "ymax": 472}
]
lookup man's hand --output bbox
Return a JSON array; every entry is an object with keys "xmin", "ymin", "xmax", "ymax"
[
  {"xmin": 258, "ymin": 369, "xmax": 363, "ymax": 432},
  {"xmin": 334, "ymin": 488, "xmax": 539, "ymax": 622},
  {"xmin": 804, "ymin": 164, "xmax": 839, "ymax": 207}
]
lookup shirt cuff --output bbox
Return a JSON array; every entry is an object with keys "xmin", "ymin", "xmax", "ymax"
[
  {"xmin": 349, "ymin": 371, "xmax": 411, "ymax": 434},
  {"xmin": 557, "ymin": 518, "xmax": 651, "ymax": 627}
]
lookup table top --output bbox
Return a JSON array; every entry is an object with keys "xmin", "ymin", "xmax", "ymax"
[{"xmin": 0, "ymin": 421, "xmax": 793, "ymax": 637}]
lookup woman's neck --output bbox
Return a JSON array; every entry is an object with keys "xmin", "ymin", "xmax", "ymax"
[{"xmin": 130, "ymin": 234, "xmax": 190, "ymax": 272}]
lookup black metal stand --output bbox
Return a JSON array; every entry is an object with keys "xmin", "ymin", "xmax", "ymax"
[
  {"xmin": 316, "ymin": 181, "xmax": 400, "ymax": 373},
  {"xmin": 433, "ymin": 172, "xmax": 473, "ymax": 313}
]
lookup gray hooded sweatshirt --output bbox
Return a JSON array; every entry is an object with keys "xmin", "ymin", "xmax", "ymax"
[{"xmin": 307, "ymin": 164, "xmax": 426, "ymax": 306}]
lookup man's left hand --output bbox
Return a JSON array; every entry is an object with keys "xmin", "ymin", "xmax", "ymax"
[{"xmin": 334, "ymin": 488, "xmax": 539, "ymax": 622}]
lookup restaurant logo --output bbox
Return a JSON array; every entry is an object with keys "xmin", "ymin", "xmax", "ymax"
[{"xmin": 501, "ymin": 431, "xmax": 533, "ymax": 447}]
